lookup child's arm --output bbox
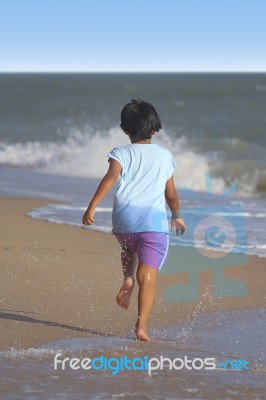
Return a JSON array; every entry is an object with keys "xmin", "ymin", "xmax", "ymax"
[
  {"xmin": 165, "ymin": 175, "xmax": 186, "ymax": 234},
  {"xmin": 82, "ymin": 159, "xmax": 121, "ymax": 226}
]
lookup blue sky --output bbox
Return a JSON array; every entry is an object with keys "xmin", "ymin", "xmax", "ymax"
[{"xmin": 0, "ymin": 0, "xmax": 265, "ymax": 72}]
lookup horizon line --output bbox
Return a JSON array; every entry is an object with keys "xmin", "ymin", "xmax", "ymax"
[{"xmin": 0, "ymin": 70, "xmax": 265, "ymax": 74}]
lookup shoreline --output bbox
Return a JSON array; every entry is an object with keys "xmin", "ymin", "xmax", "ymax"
[{"xmin": 0, "ymin": 196, "xmax": 265, "ymax": 351}]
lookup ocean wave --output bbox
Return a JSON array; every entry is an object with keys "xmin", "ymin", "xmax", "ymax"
[
  {"xmin": 28, "ymin": 209, "xmax": 112, "ymax": 233},
  {"xmin": 0, "ymin": 126, "xmax": 265, "ymax": 197},
  {"xmin": 50, "ymin": 204, "xmax": 113, "ymax": 212}
]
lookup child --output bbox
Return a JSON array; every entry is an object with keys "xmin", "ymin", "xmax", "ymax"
[{"xmin": 82, "ymin": 99, "xmax": 185, "ymax": 341}]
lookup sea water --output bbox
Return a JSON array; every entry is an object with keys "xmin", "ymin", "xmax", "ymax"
[
  {"xmin": 0, "ymin": 73, "xmax": 265, "ymax": 398},
  {"xmin": 0, "ymin": 309, "xmax": 265, "ymax": 399},
  {"xmin": 0, "ymin": 73, "xmax": 266, "ymax": 257}
]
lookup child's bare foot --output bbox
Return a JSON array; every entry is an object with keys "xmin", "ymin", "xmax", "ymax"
[
  {"xmin": 135, "ymin": 324, "xmax": 151, "ymax": 341},
  {"xmin": 116, "ymin": 277, "xmax": 134, "ymax": 309}
]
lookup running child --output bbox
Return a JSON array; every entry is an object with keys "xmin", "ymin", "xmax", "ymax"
[{"xmin": 82, "ymin": 99, "xmax": 186, "ymax": 341}]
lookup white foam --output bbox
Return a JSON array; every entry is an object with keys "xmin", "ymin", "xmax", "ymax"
[
  {"xmin": 1, "ymin": 126, "xmax": 266, "ymax": 197},
  {"xmin": 206, "ymin": 211, "xmax": 266, "ymax": 218},
  {"xmin": 0, "ymin": 347, "xmax": 56, "ymax": 360},
  {"xmin": 50, "ymin": 204, "xmax": 112, "ymax": 212},
  {"xmin": 0, "ymin": 127, "xmax": 226, "ymax": 195},
  {"xmin": 0, "ymin": 127, "xmax": 129, "ymax": 178},
  {"xmin": 28, "ymin": 210, "xmax": 112, "ymax": 233}
]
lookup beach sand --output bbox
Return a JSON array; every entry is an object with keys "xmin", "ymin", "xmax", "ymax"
[{"xmin": 0, "ymin": 196, "xmax": 265, "ymax": 351}]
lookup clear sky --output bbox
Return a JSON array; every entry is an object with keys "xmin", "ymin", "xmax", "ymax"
[{"xmin": 0, "ymin": 0, "xmax": 265, "ymax": 72}]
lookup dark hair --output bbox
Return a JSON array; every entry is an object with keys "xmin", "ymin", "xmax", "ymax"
[{"xmin": 120, "ymin": 99, "xmax": 162, "ymax": 140}]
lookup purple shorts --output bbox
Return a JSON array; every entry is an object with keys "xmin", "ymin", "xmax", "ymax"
[{"xmin": 114, "ymin": 232, "xmax": 169, "ymax": 271}]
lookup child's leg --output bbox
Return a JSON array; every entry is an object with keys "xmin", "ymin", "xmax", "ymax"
[
  {"xmin": 135, "ymin": 262, "xmax": 158, "ymax": 341},
  {"xmin": 134, "ymin": 232, "xmax": 169, "ymax": 341},
  {"xmin": 121, "ymin": 247, "xmax": 138, "ymax": 281},
  {"xmin": 116, "ymin": 247, "xmax": 137, "ymax": 310}
]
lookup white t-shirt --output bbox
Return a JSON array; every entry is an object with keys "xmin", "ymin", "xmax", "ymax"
[{"xmin": 107, "ymin": 143, "xmax": 176, "ymax": 233}]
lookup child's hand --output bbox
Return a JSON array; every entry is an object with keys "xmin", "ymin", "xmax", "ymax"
[
  {"xmin": 82, "ymin": 206, "xmax": 95, "ymax": 226},
  {"xmin": 170, "ymin": 217, "xmax": 186, "ymax": 235}
]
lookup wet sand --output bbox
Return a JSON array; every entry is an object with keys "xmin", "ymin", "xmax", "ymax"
[{"xmin": 0, "ymin": 196, "xmax": 265, "ymax": 350}]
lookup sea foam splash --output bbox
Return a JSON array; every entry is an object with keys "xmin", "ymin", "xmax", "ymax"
[
  {"xmin": 0, "ymin": 126, "xmax": 224, "ymax": 194},
  {"xmin": 1, "ymin": 126, "xmax": 265, "ymax": 197}
]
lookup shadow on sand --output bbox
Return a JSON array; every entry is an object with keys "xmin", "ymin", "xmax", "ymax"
[{"xmin": 0, "ymin": 310, "xmax": 118, "ymax": 338}]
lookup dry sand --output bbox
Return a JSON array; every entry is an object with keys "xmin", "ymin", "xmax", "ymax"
[{"xmin": 0, "ymin": 196, "xmax": 265, "ymax": 350}]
